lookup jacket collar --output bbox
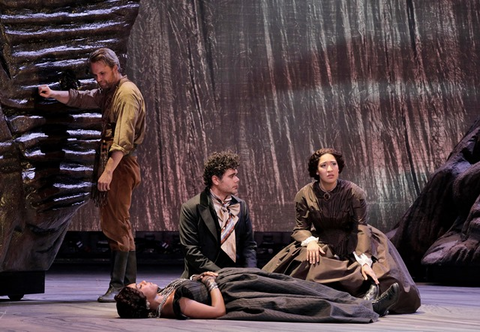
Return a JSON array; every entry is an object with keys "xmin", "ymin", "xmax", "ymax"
[
  {"xmin": 199, "ymin": 189, "xmax": 219, "ymax": 240},
  {"xmin": 199, "ymin": 189, "xmax": 241, "ymax": 241}
]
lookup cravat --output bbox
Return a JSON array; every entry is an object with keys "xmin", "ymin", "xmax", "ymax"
[{"xmin": 211, "ymin": 193, "xmax": 240, "ymax": 262}]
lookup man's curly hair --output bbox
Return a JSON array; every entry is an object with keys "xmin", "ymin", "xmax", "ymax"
[
  {"xmin": 203, "ymin": 151, "xmax": 240, "ymax": 188},
  {"xmin": 307, "ymin": 148, "xmax": 345, "ymax": 181},
  {"xmin": 115, "ymin": 287, "xmax": 151, "ymax": 318}
]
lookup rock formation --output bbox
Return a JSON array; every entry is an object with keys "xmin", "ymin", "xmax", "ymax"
[
  {"xmin": 0, "ymin": 0, "xmax": 140, "ymax": 298},
  {"xmin": 390, "ymin": 117, "xmax": 480, "ymax": 282}
]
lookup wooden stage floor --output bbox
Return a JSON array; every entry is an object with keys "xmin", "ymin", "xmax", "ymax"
[{"xmin": 1, "ymin": 264, "xmax": 478, "ymax": 332}]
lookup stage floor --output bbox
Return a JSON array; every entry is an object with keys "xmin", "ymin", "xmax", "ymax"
[{"xmin": 1, "ymin": 264, "xmax": 478, "ymax": 332}]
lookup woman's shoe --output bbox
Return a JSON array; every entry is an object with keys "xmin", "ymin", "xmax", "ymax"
[
  {"xmin": 372, "ymin": 282, "xmax": 399, "ymax": 317},
  {"xmin": 362, "ymin": 282, "xmax": 379, "ymax": 301}
]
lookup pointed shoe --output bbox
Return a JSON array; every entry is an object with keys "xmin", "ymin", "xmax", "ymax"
[{"xmin": 372, "ymin": 282, "xmax": 399, "ymax": 317}]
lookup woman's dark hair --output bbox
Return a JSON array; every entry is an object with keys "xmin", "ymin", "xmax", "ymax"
[
  {"xmin": 115, "ymin": 287, "xmax": 151, "ymax": 318},
  {"xmin": 203, "ymin": 151, "xmax": 240, "ymax": 188},
  {"xmin": 308, "ymin": 148, "xmax": 345, "ymax": 181}
]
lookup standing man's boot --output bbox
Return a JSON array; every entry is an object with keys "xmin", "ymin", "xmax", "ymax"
[
  {"xmin": 124, "ymin": 251, "xmax": 137, "ymax": 285},
  {"xmin": 98, "ymin": 250, "xmax": 129, "ymax": 303}
]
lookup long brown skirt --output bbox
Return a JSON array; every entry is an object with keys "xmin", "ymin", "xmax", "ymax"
[{"xmin": 262, "ymin": 226, "xmax": 421, "ymax": 314}]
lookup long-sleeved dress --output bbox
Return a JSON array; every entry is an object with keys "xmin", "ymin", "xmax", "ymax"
[
  {"xmin": 170, "ymin": 267, "xmax": 379, "ymax": 323},
  {"xmin": 262, "ymin": 180, "xmax": 421, "ymax": 314}
]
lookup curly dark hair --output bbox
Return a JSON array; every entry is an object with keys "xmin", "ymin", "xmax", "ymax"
[
  {"xmin": 203, "ymin": 151, "xmax": 240, "ymax": 188},
  {"xmin": 115, "ymin": 287, "xmax": 151, "ymax": 318},
  {"xmin": 307, "ymin": 148, "xmax": 345, "ymax": 181}
]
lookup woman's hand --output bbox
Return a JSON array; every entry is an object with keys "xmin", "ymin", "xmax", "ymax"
[
  {"xmin": 199, "ymin": 273, "xmax": 219, "ymax": 293},
  {"xmin": 306, "ymin": 241, "xmax": 325, "ymax": 265},
  {"xmin": 190, "ymin": 271, "xmax": 218, "ymax": 281},
  {"xmin": 182, "ymin": 270, "xmax": 225, "ymax": 319},
  {"xmin": 200, "ymin": 275, "xmax": 216, "ymax": 285},
  {"xmin": 200, "ymin": 271, "xmax": 218, "ymax": 278},
  {"xmin": 361, "ymin": 264, "xmax": 379, "ymax": 284}
]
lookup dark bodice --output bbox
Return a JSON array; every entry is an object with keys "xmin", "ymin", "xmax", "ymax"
[
  {"xmin": 172, "ymin": 280, "xmax": 211, "ymax": 319},
  {"xmin": 292, "ymin": 179, "xmax": 370, "ymax": 258}
]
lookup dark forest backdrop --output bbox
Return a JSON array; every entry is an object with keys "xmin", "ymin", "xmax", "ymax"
[{"xmin": 68, "ymin": 0, "xmax": 480, "ymax": 234}]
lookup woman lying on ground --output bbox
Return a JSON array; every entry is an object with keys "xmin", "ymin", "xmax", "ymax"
[{"xmin": 115, "ymin": 267, "xmax": 399, "ymax": 323}]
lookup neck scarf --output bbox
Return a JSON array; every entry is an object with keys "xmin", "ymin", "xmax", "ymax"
[{"xmin": 210, "ymin": 191, "xmax": 240, "ymax": 262}]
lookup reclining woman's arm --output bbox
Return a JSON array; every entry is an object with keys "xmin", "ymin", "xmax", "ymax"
[
  {"xmin": 179, "ymin": 272, "xmax": 226, "ymax": 319},
  {"xmin": 178, "ymin": 286, "xmax": 226, "ymax": 318}
]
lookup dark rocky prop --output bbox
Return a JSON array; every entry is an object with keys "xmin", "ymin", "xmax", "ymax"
[
  {"xmin": 0, "ymin": 0, "xmax": 140, "ymax": 299},
  {"xmin": 389, "ymin": 117, "xmax": 480, "ymax": 283}
]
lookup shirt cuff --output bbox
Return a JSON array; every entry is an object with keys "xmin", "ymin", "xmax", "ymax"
[
  {"xmin": 301, "ymin": 236, "xmax": 319, "ymax": 247},
  {"xmin": 353, "ymin": 252, "xmax": 373, "ymax": 267}
]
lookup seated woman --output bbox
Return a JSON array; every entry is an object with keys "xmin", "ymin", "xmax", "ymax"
[
  {"xmin": 115, "ymin": 268, "xmax": 400, "ymax": 322},
  {"xmin": 262, "ymin": 148, "xmax": 421, "ymax": 314}
]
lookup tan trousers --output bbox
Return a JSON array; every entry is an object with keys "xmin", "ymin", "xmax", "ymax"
[{"xmin": 100, "ymin": 155, "xmax": 141, "ymax": 252}]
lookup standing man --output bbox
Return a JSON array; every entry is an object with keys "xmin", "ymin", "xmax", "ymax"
[
  {"xmin": 38, "ymin": 48, "xmax": 146, "ymax": 302},
  {"xmin": 179, "ymin": 151, "xmax": 257, "ymax": 278}
]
